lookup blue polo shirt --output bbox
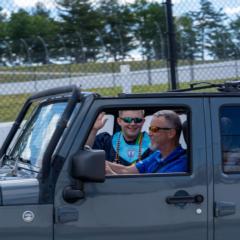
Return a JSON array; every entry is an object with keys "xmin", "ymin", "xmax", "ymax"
[{"xmin": 136, "ymin": 146, "xmax": 188, "ymax": 173}]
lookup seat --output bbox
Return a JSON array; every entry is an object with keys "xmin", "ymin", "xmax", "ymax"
[{"xmin": 182, "ymin": 120, "xmax": 189, "ymax": 147}]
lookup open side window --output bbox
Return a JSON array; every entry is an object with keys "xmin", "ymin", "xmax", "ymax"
[{"xmin": 87, "ymin": 106, "xmax": 191, "ymax": 176}]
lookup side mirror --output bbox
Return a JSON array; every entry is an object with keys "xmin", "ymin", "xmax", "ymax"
[{"xmin": 72, "ymin": 148, "xmax": 105, "ymax": 182}]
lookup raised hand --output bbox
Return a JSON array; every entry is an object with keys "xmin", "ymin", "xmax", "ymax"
[{"xmin": 93, "ymin": 112, "xmax": 108, "ymax": 131}]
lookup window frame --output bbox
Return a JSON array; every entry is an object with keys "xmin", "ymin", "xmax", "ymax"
[
  {"xmin": 220, "ymin": 104, "xmax": 240, "ymax": 174},
  {"xmin": 90, "ymin": 105, "xmax": 192, "ymax": 178}
]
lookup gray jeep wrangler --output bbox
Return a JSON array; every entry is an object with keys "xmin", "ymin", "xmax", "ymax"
[{"xmin": 0, "ymin": 82, "xmax": 239, "ymax": 240}]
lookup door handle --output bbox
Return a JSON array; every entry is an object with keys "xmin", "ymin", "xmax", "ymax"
[
  {"xmin": 57, "ymin": 206, "xmax": 79, "ymax": 223},
  {"xmin": 214, "ymin": 201, "xmax": 236, "ymax": 217},
  {"xmin": 166, "ymin": 190, "xmax": 204, "ymax": 208},
  {"xmin": 166, "ymin": 194, "xmax": 204, "ymax": 205}
]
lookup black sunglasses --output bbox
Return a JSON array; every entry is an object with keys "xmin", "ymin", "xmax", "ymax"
[
  {"xmin": 149, "ymin": 126, "xmax": 172, "ymax": 133},
  {"xmin": 120, "ymin": 117, "xmax": 144, "ymax": 124}
]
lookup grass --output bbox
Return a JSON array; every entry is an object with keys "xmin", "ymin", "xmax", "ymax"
[
  {"xmin": 0, "ymin": 79, "xmax": 229, "ymax": 122},
  {"xmin": 0, "ymin": 80, "xmax": 229, "ymax": 122},
  {"xmin": 0, "ymin": 93, "xmax": 31, "ymax": 122},
  {"xmin": 87, "ymin": 86, "xmax": 122, "ymax": 96},
  {"xmin": 0, "ymin": 83, "xmax": 170, "ymax": 122}
]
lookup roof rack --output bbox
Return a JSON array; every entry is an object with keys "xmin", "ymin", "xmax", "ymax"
[{"xmin": 169, "ymin": 81, "xmax": 240, "ymax": 93}]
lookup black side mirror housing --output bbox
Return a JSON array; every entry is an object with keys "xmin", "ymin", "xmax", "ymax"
[{"xmin": 72, "ymin": 148, "xmax": 105, "ymax": 182}]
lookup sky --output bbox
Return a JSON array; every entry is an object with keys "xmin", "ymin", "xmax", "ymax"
[
  {"xmin": 1, "ymin": 0, "xmax": 57, "ymax": 18},
  {"xmin": 1, "ymin": 0, "xmax": 240, "ymax": 18},
  {"xmin": 1, "ymin": 0, "xmax": 57, "ymax": 10},
  {"xmin": 172, "ymin": 0, "xmax": 240, "ymax": 18}
]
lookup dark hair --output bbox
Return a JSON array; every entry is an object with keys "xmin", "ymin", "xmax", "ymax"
[{"xmin": 153, "ymin": 110, "xmax": 182, "ymax": 139}]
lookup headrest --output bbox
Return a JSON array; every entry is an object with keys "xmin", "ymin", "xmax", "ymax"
[{"xmin": 182, "ymin": 120, "xmax": 189, "ymax": 146}]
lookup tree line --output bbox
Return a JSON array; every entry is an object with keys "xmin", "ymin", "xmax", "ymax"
[{"xmin": 0, "ymin": 0, "xmax": 239, "ymax": 65}]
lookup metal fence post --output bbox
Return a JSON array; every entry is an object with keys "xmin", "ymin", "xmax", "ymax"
[
  {"xmin": 37, "ymin": 36, "xmax": 49, "ymax": 64},
  {"xmin": 120, "ymin": 64, "xmax": 132, "ymax": 93},
  {"xmin": 165, "ymin": 0, "xmax": 178, "ymax": 90},
  {"xmin": 20, "ymin": 38, "xmax": 32, "ymax": 65}
]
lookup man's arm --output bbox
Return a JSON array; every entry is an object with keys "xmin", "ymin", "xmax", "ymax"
[
  {"xmin": 86, "ymin": 129, "xmax": 98, "ymax": 147},
  {"xmin": 105, "ymin": 161, "xmax": 139, "ymax": 175},
  {"xmin": 86, "ymin": 112, "xmax": 107, "ymax": 147}
]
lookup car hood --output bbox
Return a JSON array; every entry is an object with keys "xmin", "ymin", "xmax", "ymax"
[{"xmin": 0, "ymin": 166, "xmax": 39, "ymax": 206}]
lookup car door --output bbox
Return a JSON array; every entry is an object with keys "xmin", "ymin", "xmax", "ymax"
[
  {"xmin": 210, "ymin": 96, "xmax": 240, "ymax": 240},
  {"xmin": 54, "ymin": 96, "xmax": 209, "ymax": 240},
  {"xmin": 0, "ymin": 86, "xmax": 83, "ymax": 240},
  {"xmin": 0, "ymin": 189, "xmax": 53, "ymax": 240}
]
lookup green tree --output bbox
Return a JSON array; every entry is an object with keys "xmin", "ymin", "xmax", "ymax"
[
  {"xmin": 31, "ymin": 2, "xmax": 51, "ymax": 17},
  {"xmin": 205, "ymin": 6, "xmax": 234, "ymax": 60},
  {"xmin": 207, "ymin": 24, "xmax": 235, "ymax": 60},
  {"xmin": 0, "ymin": 7, "xmax": 7, "ymax": 38},
  {"xmin": 7, "ymin": 10, "xmax": 32, "ymax": 40},
  {"xmin": 6, "ymin": 5, "xmax": 58, "ymax": 64},
  {"xmin": 0, "ymin": 6, "xmax": 6, "ymax": 22},
  {"xmin": 97, "ymin": 0, "xmax": 135, "ymax": 61},
  {"xmin": 190, "ymin": 0, "xmax": 232, "ymax": 60},
  {"xmin": 230, "ymin": 17, "xmax": 240, "ymax": 58},
  {"xmin": 56, "ymin": 0, "xmax": 102, "ymax": 62},
  {"xmin": 0, "ymin": 7, "xmax": 8, "ymax": 62},
  {"xmin": 176, "ymin": 15, "xmax": 198, "ymax": 61},
  {"xmin": 7, "ymin": 6, "xmax": 57, "ymax": 40},
  {"xmin": 131, "ymin": 0, "xmax": 166, "ymax": 60}
]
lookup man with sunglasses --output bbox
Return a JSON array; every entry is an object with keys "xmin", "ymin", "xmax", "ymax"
[
  {"xmin": 87, "ymin": 110, "xmax": 152, "ymax": 166},
  {"xmin": 105, "ymin": 110, "xmax": 188, "ymax": 174}
]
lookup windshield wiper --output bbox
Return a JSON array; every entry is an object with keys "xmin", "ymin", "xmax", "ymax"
[
  {"xmin": 0, "ymin": 154, "xmax": 14, "ymax": 167},
  {"xmin": 18, "ymin": 157, "xmax": 31, "ymax": 164},
  {"xmin": 3, "ymin": 155, "xmax": 31, "ymax": 176}
]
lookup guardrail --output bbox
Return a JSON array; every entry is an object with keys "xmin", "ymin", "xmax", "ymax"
[{"xmin": 0, "ymin": 60, "xmax": 239, "ymax": 95}]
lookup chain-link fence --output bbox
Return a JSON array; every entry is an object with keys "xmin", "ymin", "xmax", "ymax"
[
  {"xmin": 0, "ymin": 0, "xmax": 240, "ymax": 121},
  {"xmin": 173, "ymin": 0, "xmax": 240, "ymax": 88}
]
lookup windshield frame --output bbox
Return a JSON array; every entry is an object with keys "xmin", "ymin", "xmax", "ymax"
[
  {"xmin": 1, "ymin": 85, "xmax": 81, "ymax": 176},
  {"xmin": 8, "ymin": 100, "xmax": 69, "ymax": 169}
]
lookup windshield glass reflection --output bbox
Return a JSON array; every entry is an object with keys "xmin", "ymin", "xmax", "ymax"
[{"xmin": 11, "ymin": 102, "xmax": 67, "ymax": 168}]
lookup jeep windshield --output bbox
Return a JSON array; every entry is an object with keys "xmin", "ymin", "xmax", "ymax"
[
  {"xmin": 7, "ymin": 101, "xmax": 68, "ymax": 171},
  {"xmin": 0, "ymin": 86, "xmax": 83, "ymax": 178}
]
